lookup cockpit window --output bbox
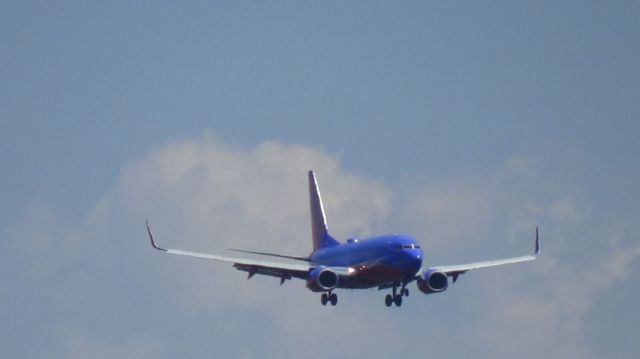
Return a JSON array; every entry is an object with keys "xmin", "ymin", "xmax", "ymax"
[{"xmin": 401, "ymin": 244, "xmax": 420, "ymax": 249}]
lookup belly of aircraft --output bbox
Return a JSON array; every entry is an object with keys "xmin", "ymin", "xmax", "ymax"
[{"xmin": 338, "ymin": 263, "xmax": 409, "ymax": 289}]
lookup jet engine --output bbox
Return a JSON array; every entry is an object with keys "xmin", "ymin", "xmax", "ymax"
[
  {"xmin": 306, "ymin": 267, "xmax": 339, "ymax": 292},
  {"xmin": 417, "ymin": 269, "xmax": 449, "ymax": 294}
]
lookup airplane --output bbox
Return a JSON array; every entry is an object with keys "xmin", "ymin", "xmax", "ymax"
[{"xmin": 146, "ymin": 170, "xmax": 540, "ymax": 307}]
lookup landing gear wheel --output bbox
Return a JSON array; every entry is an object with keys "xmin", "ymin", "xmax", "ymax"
[
  {"xmin": 321, "ymin": 293, "xmax": 328, "ymax": 306},
  {"xmin": 385, "ymin": 294, "xmax": 393, "ymax": 307},
  {"xmin": 330, "ymin": 293, "xmax": 338, "ymax": 306},
  {"xmin": 403, "ymin": 288, "xmax": 409, "ymax": 297},
  {"xmin": 394, "ymin": 294, "xmax": 403, "ymax": 307}
]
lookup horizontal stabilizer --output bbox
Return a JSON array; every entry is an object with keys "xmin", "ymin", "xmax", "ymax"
[{"xmin": 228, "ymin": 248, "xmax": 310, "ymax": 262}]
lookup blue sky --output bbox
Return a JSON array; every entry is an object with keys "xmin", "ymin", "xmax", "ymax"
[{"xmin": 1, "ymin": 1, "xmax": 639, "ymax": 358}]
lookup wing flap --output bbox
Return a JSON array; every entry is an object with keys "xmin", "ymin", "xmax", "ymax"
[{"xmin": 234, "ymin": 263, "xmax": 304, "ymax": 280}]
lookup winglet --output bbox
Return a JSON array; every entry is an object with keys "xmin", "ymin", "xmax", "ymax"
[
  {"xmin": 146, "ymin": 220, "xmax": 167, "ymax": 252},
  {"xmin": 534, "ymin": 227, "xmax": 541, "ymax": 256}
]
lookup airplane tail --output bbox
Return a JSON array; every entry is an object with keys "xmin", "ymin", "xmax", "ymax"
[{"xmin": 308, "ymin": 171, "xmax": 340, "ymax": 251}]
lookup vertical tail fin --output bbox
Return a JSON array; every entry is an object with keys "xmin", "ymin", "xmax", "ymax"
[{"xmin": 308, "ymin": 171, "xmax": 340, "ymax": 251}]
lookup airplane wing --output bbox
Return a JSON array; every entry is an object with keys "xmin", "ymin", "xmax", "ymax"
[
  {"xmin": 424, "ymin": 228, "xmax": 540, "ymax": 281},
  {"xmin": 145, "ymin": 221, "xmax": 351, "ymax": 283}
]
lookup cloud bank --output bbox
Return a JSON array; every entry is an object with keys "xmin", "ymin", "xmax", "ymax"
[{"xmin": 2, "ymin": 133, "xmax": 638, "ymax": 358}]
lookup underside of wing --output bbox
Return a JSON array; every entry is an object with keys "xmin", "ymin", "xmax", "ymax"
[
  {"xmin": 164, "ymin": 248, "xmax": 311, "ymax": 277},
  {"xmin": 146, "ymin": 221, "xmax": 310, "ymax": 282},
  {"xmin": 431, "ymin": 254, "xmax": 537, "ymax": 276},
  {"xmin": 423, "ymin": 228, "xmax": 540, "ymax": 280},
  {"xmin": 146, "ymin": 221, "xmax": 353, "ymax": 284}
]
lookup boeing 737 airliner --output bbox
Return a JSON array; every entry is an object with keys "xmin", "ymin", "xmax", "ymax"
[{"xmin": 146, "ymin": 171, "xmax": 540, "ymax": 307}]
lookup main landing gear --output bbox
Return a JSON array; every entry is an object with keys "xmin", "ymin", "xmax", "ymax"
[
  {"xmin": 385, "ymin": 283, "xmax": 409, "ymax": 307},
  {"xmin": 321, "ymin": 291, "xmax": 338, "ymax": 306}
]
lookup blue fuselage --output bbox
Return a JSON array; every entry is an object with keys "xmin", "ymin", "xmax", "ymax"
[{"xmin": 309, "ymin": 235, "xmax": 423, "ymax": 289}]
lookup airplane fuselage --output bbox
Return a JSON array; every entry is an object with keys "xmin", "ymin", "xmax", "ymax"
[{"xmin": 310, "ymin": 235, "xmax": 423, "ymax": 289}]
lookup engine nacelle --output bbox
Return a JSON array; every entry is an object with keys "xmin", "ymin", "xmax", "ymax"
[
  {"xmin": 417, "ymin": 270, "xmax": 449, "ymax": 294},
  {"xmin": 306, "ymin": 267, "xmax": 339, "ymax": 292}
]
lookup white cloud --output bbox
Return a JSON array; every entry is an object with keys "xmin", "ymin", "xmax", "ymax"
[
  {"xmin": 388, "ymin": 157, "xmax": 640, "ymax": 359},
  {"xmin": 469, "ymin": 235, "xmax": 640, "ymax": 359},
  {"xmin": 3, "ymin": 134, "xmax": 639, "ymax": 358},
  {"xmin": 104, "ymin": 131, "xmax": 391, "ymax": 250},
  {"xmin": 85, "ymin": 132, "xmax": 395, "ymax": 357}
]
